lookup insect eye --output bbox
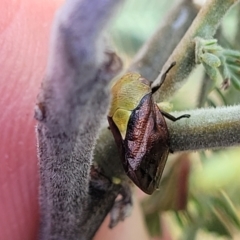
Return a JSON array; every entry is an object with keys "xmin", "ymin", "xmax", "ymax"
[{"xmin": 139, "ymin": 77, "xmax": 150, "ymax": 86}]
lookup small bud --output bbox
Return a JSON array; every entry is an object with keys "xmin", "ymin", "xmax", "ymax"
[{"xmin": 201, "ymin": 52, "xmax": 221, "ymax": 68}]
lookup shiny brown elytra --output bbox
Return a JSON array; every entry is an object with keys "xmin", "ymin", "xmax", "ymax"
[{"xmin": 108, "ymin": 63, "xmax": 190, "ymax": 194}]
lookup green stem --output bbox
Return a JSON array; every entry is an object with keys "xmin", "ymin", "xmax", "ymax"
[
  {"xmin": 94, "ymin": 105, "xmax": 240, "ymax": 180},
  {"xmin": 129, "ymin": 0, "xmax": 199, "ymax": 81},
  {"xmin": 168, "ymin": 105, "xmax": 240, "ymax": 151},
  {"xmin": 153, "ymin": 0, "xmax": 240, "ymax": 102},
  {"xmin": 197, "ymin": 73, "xmax": 215, "ymax": 107}
]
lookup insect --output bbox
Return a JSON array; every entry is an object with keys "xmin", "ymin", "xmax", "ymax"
[{"xmin": 107, "ymin": 63, "xmax": 190, "ymax": 194}]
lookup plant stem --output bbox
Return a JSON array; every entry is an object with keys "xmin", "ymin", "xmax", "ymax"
[
  {"xmin": 197, "ymin": 73, "xmax": 215, "ymax": 107},
  {"xmin": 95, "ymin": 105, "xmax": 240, "ymax": 179},
  {"xmin": 129, "ymin": 0, "xmax": 199, "ymax": 81},
  {"xmin": 152, "ymin": 0, "xmax": 240, "ymax": 102},
  {"xmin": 35, "ymin": 0, "xmax": 123, "ymax": 239},
  {"xmin": 168, "ymin": 105, "xmax": 240, "ymax": 151}
]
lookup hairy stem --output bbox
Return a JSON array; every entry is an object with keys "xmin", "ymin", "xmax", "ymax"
[
  {"xmin": 35, "ymin": 0, "xmax": 123, "ymax": 239},
  {"xmin": 152, "ymin": 0, "xmax": 240, "ymax": 102},
  {"xmin": 197, "ymin": 73, "xmax": 215, "ymax": 107},
  {"xmin": 168, "ymin": 105, "xmax": 240, "ymax": 151},
  {"xmin": 129, "ymin": 0, "xmax": 199, "ymax": 81},
  {"xmin": 94, "ymin": 105, "xmax": 240, "ymax": 179}
]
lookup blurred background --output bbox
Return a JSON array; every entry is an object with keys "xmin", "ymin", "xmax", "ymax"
[{"xmin": 108, "ymin": 0, "xmax": 240, "ymax": 239}]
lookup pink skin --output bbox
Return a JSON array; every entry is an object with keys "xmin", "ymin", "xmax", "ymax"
[{"xmin": 0, "ymin": 1, "xmax": 150, "ymax": 239}]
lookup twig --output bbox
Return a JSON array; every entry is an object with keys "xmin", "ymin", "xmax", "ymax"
[
  {"xmin": 168, "ymin": 105, "xmax": 240, "ymax": 151},
  {"xmin": 35, "ymin": 0, "xmax": 124, "ymax": 239},
  {"xmin": 152, "ymin": 0, "xmax": 240, "ymax": 102},
  {"xmin": 129, "ymin": 0, "xmax": 199, "ymax": 81},
  {"xmin": 197, "ymin": 73, "xmax": 215, "ymax": 107},
  {"xmin": 95, "ymin": 106, "xmax": 240, "ymax": 171}
]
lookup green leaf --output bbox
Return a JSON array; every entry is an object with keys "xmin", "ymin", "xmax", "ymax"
[
  {"xmin": 201, "ymin": 52, "xmax": 221, "ymax": 67},
  {"xmin": 223, "ymin": 49, "xmax": 240, "ymax": 58}
]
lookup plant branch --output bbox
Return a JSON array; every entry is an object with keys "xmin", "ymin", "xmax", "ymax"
[
  {"xmin": 168, "ymin": 105, "xmax": 240, "ymax": 151},
  {"xmin": 94, "ymin": 105, "xmax": 240, "ymax": 179},
  {"xmin": 129, "ymin": 0, "xmax": 199, "ymax": 81},
  {"xmin": 152, "ymin": 0, "xmax": 240, "ymax": 102},
  {"xmin": 197, "ymin": 73, "xmax": 215, "ymax": 107},
  {"xmin": 35, "ymin": 0, "xmax": 124, "ymax": 239}
]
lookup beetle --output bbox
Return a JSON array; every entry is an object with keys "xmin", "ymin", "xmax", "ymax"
[{"xmin": 107, "ymin": 63, "xmax": 190, "ymax": 194}]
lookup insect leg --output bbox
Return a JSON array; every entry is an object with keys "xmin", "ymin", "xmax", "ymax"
[{"xmin": 160, "ymin": 110, "xmax": 190, "ymax": 122}]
